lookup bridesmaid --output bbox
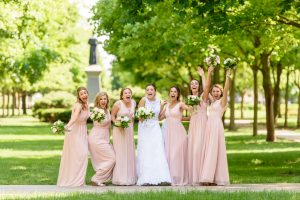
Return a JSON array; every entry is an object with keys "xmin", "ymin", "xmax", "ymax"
[
  {"xmin": 88, "ymin": 92, "xmax": 116, "ymax": 186},
  {"xmin": 57, "ymin": 87, "xmax": 89, "ymax": 187},
  {"xmin": 200, "ymin": 68, "xmax": 231, "ymax": 186},
  {"xmin": 187, "ymin": 67, "xmax": 209, "ymax": 186},
  {"xmin": 111, "ymin": 88, "xmax": 137, "ymax": 185},
  {"xmin": 160, "ymin": 86, "xmax": 189, "ymax": 186}
]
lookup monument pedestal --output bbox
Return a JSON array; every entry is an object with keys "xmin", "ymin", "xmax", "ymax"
[{"xmin": 85, "ymin": 64, "xmax": 102, "ymax": 104}]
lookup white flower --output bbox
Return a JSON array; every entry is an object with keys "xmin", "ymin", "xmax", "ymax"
[
  {"xmin": 99, "ymin": 109, "xmax": 105, "ymax": 114},
  {"xmin": 52, "ymin": 127, "xmax": 58, "ymax": 133},
  {"xmin": 94, "ymin": 107, "xmax": 100, "ymax": 112}
]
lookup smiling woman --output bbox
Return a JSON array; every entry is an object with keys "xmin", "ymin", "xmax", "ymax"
[
  {"xmin": 1, "ymin": 115, "xmax": 300, "ymax": 185},
  {"xmin": 57, "ymin": 87, "xmax": 90, "ymax": 187}
]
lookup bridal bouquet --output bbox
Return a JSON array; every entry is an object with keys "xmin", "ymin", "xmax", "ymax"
[
  {"xmin": 186, "ymin": 95, "xmax": 201, "ymax": 106},
  {"xmin": 205, "ymin": 48, "xmax": 220, "ymax": 67},
  {"xmin": 135, "ymin": 107, "xmax": 155, "ymax": 120},
  {"xmin": 51, "ymin": 120, "xmax": 65, "ymax": 134},
  {"xmin": 90, "ymin": 107, "xmax": 106, "ymax": 123},
  {"xmin": 224, "ymin": 57, "xmax": 239, "ymax": 69},
  {"xmin": 114, "ymin": 115, "xmax": 131, "ymax": 128}
]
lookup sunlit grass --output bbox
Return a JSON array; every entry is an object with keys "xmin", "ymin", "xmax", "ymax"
[
  {"xmin": 1, "ymin": 191, "xmax": 299, "ymax": 200},
  {"xmin": 0, "ymin": 116, "xmax": 300, "ymax": 185}
]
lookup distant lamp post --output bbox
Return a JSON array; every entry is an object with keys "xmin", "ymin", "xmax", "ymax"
[{"xmin": 85, "ymin": 37, "xmax": 102, "ymax": 104}]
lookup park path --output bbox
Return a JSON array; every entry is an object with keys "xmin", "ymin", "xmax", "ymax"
[
  {"xmin": 276, "ymin": 130, "xmax": 300, "ymax": 142},
  {"xmin": 1, "ymin": 184, "xmax": 300, "ymax": 196}
]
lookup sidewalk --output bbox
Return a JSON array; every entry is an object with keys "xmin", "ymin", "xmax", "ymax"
[
  {"xmin": 276, "ymin": 130, "xmax": 300, "ymax": 142},
  {"xmin": 1, "ymin": 184, "xmax": 300, "ymax": 196}
]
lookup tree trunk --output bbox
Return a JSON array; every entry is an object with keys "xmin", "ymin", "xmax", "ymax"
[
  {"xmin": 261, "ymin": 52, "xmax": 275, "ymax": 142},
  {"xmin": 17, "ymin": 92, "xmax": 21, "ymax": 115},
  {"xmin": 229, "ymin": 69, "xmax": 236, "ymax": 131},
  {"xmin": 297, "ymin": 89, "xmax": 300, "ymax": 128},
  {"xmin": 222, "ymin": 68, "xmax": 226, "ymax": 126},
  {"xmin": 213, "ymin": 66, "xmax": 220, "ymax": 84},
  {"xmin": 284, "ymin": 69, "xmax": 290, "ymax": 128},
  {"xmin": 1, "ymin": 89, "xmax": 5, "ymax": 117},
  {"xmin": 6, "ymin": 92, "xmax": 10, "ymax": 116},
  {"xmin": 273, "ymin": 62, "xmax": 282, "ymax": 125},
  {"xmin": 12, "ymin": 89, "xmax": 16, "ymax": 116},
  {"xmin": 252, "ymin": 66, "xmax": 258, "ymax": 136},
  {"xmin": 240, "ymin": 91, "xmax": 245, "ymax": 119},
  {"xmin": 21, "ymin": 91, "xmax": 27, "ymax": 115}
]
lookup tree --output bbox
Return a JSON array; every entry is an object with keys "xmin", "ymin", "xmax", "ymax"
[{"xmin": 0, "ymin": 0, "xmax": 90, "ymax": 115}]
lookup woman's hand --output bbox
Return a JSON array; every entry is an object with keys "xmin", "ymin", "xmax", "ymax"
[{"xmin": 198, "ymin": 67, "xmax": 205, "ymax": 77}]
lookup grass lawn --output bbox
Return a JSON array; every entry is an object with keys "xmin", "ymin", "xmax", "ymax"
[
  {"xmin": 2, "ymin": 191, "xmax": 300, "ymax": 200},
  {"xmin": 0, "ymin": 115, "xmax": 300, "ymax": 185}
]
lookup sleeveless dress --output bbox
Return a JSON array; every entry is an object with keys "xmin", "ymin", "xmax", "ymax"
[
  {"xmin": 57, "ymin": 103, "xmax": 89, "ymax": 187},
  {"xmin": 187, "ymin": 101, "xmax": 207, "ymax": 185},
  {"xmin": 164, "ymin": 103, "xmax": 188, "ymax": 185},
  {"xmin": 200, "ymin": 99, "xmax": 230, "ymax": 185},
  {"xmin": 112, "ymin": 100, "xmax": 137, "ymax": 185},
  {"xmin": 137, "ymin": 97, "xmax": 171, "ymax": 185},
  {"xmin": 88, "ymin": 111, "xmax": 115, "ymax": 184}
]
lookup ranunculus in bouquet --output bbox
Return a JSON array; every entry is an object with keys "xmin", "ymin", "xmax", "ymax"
[
  {"xmin": 224, "ymin": 57, "xmax": 239, "ymax": 69},
  {"xmin": 186, "ymin": 95, "xmax": 201, "ymax": 106},
  {"xmin": 114, "ymin": 115, "xmax": 131, "ymax": 128},
  {"xmin": 90, "ymin": 107, "xmax": 106, "ymax": 123},
  {"xmin": 51, "ymin": 120, "xmax": 65, "ymax": 134},
  {"xmin": 135, "ymin": 107, "xmax": 155, "ymax": 120}
]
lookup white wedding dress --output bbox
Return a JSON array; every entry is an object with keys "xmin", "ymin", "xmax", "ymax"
[{"xmin": 137, "ymin": 97, "xmax": 171, "ymax": 185}]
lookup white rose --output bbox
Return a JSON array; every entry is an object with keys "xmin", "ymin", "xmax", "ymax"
[{"xmin": 52, "ymin": 127, "xmax": 58, "ymax": 133}]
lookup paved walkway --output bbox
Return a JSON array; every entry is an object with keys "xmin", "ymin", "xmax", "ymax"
[
  {"xmin": 276, "ymin": 130, "xmax": 300, "ymax": 142},
  {"xmin": 1, "ymin": 184, "xmax": 300, "ymax": 196}
]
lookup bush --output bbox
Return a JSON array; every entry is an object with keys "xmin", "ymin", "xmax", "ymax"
[
  {"xmin": 36, "ymin": 108, "xmax": 71, "ymax": 123},
  {"xmin": 33, "ymin": 91, "xmax": 75, "ymax": 117}
]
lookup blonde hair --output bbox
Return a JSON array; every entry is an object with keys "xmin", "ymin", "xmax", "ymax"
[
  {"xmin": 94, "ymin": 92, "xmax": 109, "ymax": 110},
  {"xmin": 76, "ymin": 87, "xmax": 88, "ymax": 110},
  {"xmin": 210, "ymin": 84, "xmax": 223, "ymax": 97}
]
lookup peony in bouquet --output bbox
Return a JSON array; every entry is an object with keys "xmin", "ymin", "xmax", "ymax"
[
  {"xmin": 114, "ymin": 115, "xmax": 131, "ymax": 128},
  {"xmin": 224, "ymin": 57, "xmax": 239, "ymax": 69},
  {"xmin": 90, "ymin": 107, "xmax": 106, "ymax": 123},
  {"xmin": 135, "ymin": 107, "xmax": 155, "ymax": 120},
  {"xmin": 51, "ymin": 120, "xmax": 65, "ymax": 134}
]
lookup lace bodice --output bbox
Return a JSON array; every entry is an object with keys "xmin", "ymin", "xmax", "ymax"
[{"xmin": 144, "ymin": 97, "xmax": 160, "ymax": 121}]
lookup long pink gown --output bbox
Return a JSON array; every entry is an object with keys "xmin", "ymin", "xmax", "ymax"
[
  {"xmin": 88, "ymin": 112, "xmax": 116, "ymax": 184},
  {"xmin": 187, "ymin": 101, "xmax": 207, "ymax": 185},
  {"xmin": 200, "ymin": 99, "xmax": 230, "ymax": 185},
  {"xmin": 57, "ymin": 103, "xmax": 89, "ymax": 187},
  {"xmin": 164, "ymin": 103, "xmax": 188, "ymax": 186},
  {"xmin": 112, "ymin": 100, "xmax": 137, "ymax": 185}
]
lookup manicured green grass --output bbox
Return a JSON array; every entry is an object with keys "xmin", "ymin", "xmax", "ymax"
[
  {"xmin": 0, "ymin": 116, "xmax": 300, "ymax": 185},
  {"xmin": 2, "ymin": 191, "xmax": 299, "ymax": 200}
]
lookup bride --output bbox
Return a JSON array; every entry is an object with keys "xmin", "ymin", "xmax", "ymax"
[{"xmin": 136, "ymin": 84, "xmax": 171, "ymax": 185}]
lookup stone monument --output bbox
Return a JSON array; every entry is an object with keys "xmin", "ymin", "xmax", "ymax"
[{"xmin": 85, "ymin": 38, "xmax": 102, "ymax": 104}]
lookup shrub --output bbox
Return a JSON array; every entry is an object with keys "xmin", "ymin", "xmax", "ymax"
[
  {"xmin": 37, "ymin": 108, "xmax": 71, "ymax": 123},
  {"xmin": 33, "ymin": 91, "xmax": 75, "ymax": 116}
]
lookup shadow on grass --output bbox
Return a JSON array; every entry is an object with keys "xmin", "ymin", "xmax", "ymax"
[
  {"xmin": 0, "ymin": 140, "xmax": 63, "ymax": 151},
  {"xmin": 0, "ymin": 126, "xmax": 51, "ymax": 135},
  {"xmin": 0, "ymin": 156, "xmax": 95, "ymax": 185}
]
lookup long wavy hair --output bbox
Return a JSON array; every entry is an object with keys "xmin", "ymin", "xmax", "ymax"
[
  {"xmin": 94, "ymin": 92, "xmax": 109, "ymax": 111},
  {"xmin": 210, "ymin": 84, "xmax": 224, "ymax": 98},
  {"xmin": 169, "ymin": 86, "xmax": 181, "ymax": 101},
  {"xmin": 76, "ymin": 86, "xmax": 88, "ymax": 110},
  {"xmin": 189, "ymin": 79, "xmax": 203, "ymax": 97}
]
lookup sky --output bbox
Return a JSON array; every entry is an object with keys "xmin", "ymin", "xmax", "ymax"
[{"xmin": 73, "ymin": 0, "xmax": 114, "ymax": 70}]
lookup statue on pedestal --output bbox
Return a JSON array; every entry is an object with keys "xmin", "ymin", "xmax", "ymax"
[{"xmin": 86, "ymin": 38, "xmax": 102, "ymax": 104}]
